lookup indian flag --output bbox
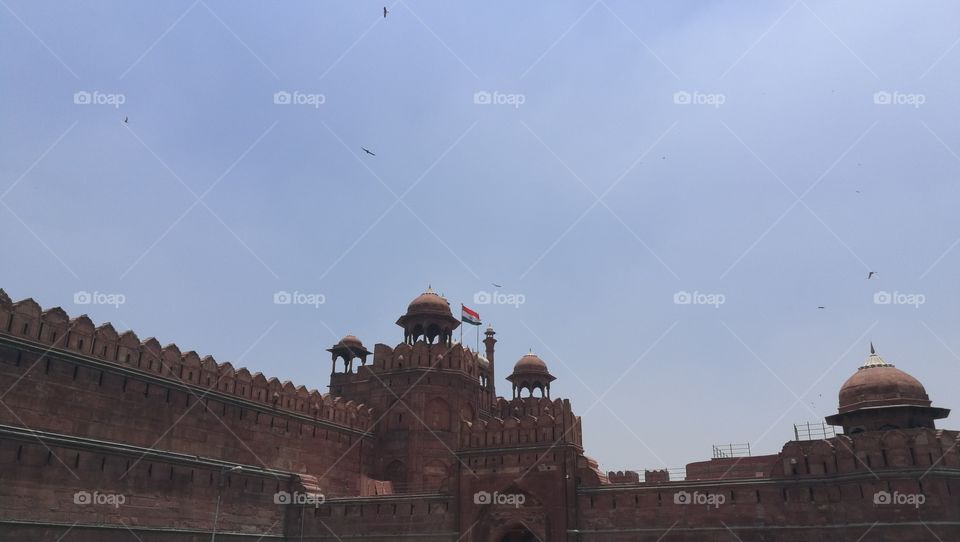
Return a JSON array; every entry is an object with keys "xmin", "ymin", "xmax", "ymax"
[{"xmin": 461, "ymin": 304, "xmax": 481, "ymax": 326}]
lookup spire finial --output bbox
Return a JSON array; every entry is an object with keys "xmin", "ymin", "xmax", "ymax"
[{"xmin": 860, "ymin": 342, "xmax": 893, "ymax": 369}]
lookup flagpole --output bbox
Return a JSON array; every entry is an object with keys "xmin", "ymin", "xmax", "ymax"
[{"xmin": 476, "ymin": 322, "xmax": 480, "ymax": 353}]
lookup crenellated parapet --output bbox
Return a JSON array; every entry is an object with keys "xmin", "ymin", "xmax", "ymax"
[
  {"xmin": 331, "ymin": 340, "xmax": 486, "ymax": 382},
  {"xmin": 488, "ymin": 396, "xmax": 574, "ymax": 422},
  {"xmin": 0, "ymin": 289, "xmax": 373, "ymax": 431},
  {"xmin": 779, "ymin": 427, "xmax": 960, "ymax": 476},
  {"xmin": 459, "ymin": 396, "xmax": 581, "ymax": 450},
  {"xmin": 607, "ymin": 470, "xmax": 640, "ymax": 484}
]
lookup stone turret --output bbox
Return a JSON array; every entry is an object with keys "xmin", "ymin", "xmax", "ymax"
[
  {"xmin": 826, "ymin": 343, "xmax": 950, "ymax": 434},
  {"xmin": 395, "ymin": 286, "xmax": 460, "ymax": 346}
]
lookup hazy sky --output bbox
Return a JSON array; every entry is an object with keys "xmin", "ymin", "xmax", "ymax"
[{"xmin": 2, "ymin": 0, "xmax": 959, "ymax": 473}]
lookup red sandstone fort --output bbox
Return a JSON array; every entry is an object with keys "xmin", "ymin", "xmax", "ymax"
[{"xmin": 0, "ymin": 286, "xmax": 957, "ymax": 541}]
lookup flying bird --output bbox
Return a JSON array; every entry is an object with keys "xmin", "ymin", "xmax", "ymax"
[
  {"xmin": 492, "ymin": 283, "xmax": 503, "ymax": 288},
  {"xmin": 362, "ymin": 147, "xmax": 376, "ymax": 156},
  {"xmin": 383, "ymin": 6, "xmax": 388, "ymax": 17},
  {"xmin": 867, "ymin": 272, "xmax": 877, "ymax": 279},
  {"xmin": 817, "ymin": 306, "xmax": 825, "ymax": 309},
  {"xmin": 123, "ymin": 116, "xmax": 128, "ymax": 123}
]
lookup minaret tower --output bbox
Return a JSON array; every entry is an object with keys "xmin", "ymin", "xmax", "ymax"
[{"xmin": 483, "ymin": 326, "xmax": 496, "ymax": 404}]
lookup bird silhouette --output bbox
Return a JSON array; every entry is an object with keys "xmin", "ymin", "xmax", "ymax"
[
  {"xmin": 383, "ymin": 6, "xmax": 388, "ymax": 17},
  {"xmin": 867, "ymin": 271, "xmax": 877, "ymax": 279},
  {"xmin": 123, "ymin": 116, "xmax": 128, "ymax": 123},
  {"xmin": 492, "ymin": 283, "xmax": 503, "ymax": 288},
  {"xmin": 362, "ymin": 147, "xmax": 376, "ymax": 156},
  {"xmin": 817, "ymin": 306, "xmax": 825, "ymax": 309}
]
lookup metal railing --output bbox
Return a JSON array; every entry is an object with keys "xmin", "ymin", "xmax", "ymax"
[
  {"xmin": 793, "ymin": 421, "xmax": 838, "ymax": 441},
  {"xmin": 712, "ymin": 443, "xmax": 751, "ymax": 459}
]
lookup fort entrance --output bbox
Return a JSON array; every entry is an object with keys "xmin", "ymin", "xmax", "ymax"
[{"xmin": 498, "ymin": 525, "xmax": 537, "ymax": 542}]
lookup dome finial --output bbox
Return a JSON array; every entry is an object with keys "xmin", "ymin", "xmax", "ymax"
[{"xmin": 861, "ymin": 343, "xmax": 893, "ymax": 369}]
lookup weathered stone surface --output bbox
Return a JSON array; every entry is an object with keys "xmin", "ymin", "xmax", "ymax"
[{"xmin": 0, "ymin": 289, "xmax": 957, "ymax": 541}]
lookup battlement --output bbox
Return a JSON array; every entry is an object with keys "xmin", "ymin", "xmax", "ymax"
[
  {"xmin": 595, "ymin": 427, "xmax": 960, "ymax": 488},
  {"xmin": 779, "ymin": 427, "xmax": 960, "ymax": 476},
  {"xmin": 0, "ymin": 289, "xmax": 373, "ymax": 431},
  {"xmin": 459, "ymin": 397, "xmax": 581, "ymax": 450},
  {"xmin": 337, "ymin": 340, "xmax": 486, "ymax": 377},
  {"xmin": 488, "ymin": 396, "xmax": 573, "ymax": 421},
  {"xmin": 607, "ymin": 470, "xmax": 641, "ymax": 484}
]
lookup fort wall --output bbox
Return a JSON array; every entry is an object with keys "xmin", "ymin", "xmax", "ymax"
[
  {"xmin": 0, "ymin": 294, "xmax": 376, "ymax": 498},
  {"xmin": 3, "ymin": 287, "xmax": 959, "ymax": 541},
  {"xmin": 292, "ymin": 494, "xmax": 458, "ymax": 541},
  {"xmin": 577, "ymin": 429, "xmax": 960, "ymax": 541},
  {"xmin": 0, "ymin": 426, "xmax": 294, "ymax": 541}
]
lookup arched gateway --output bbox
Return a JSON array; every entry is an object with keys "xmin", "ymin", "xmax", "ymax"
[{"xmin": 498, "ymin": 524, "xmax": 538, "ymax": 542}]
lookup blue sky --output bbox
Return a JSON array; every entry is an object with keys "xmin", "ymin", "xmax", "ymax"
[{"xmin": 2, "ymin": 0, "xmax": 959, "ymax": 472}]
